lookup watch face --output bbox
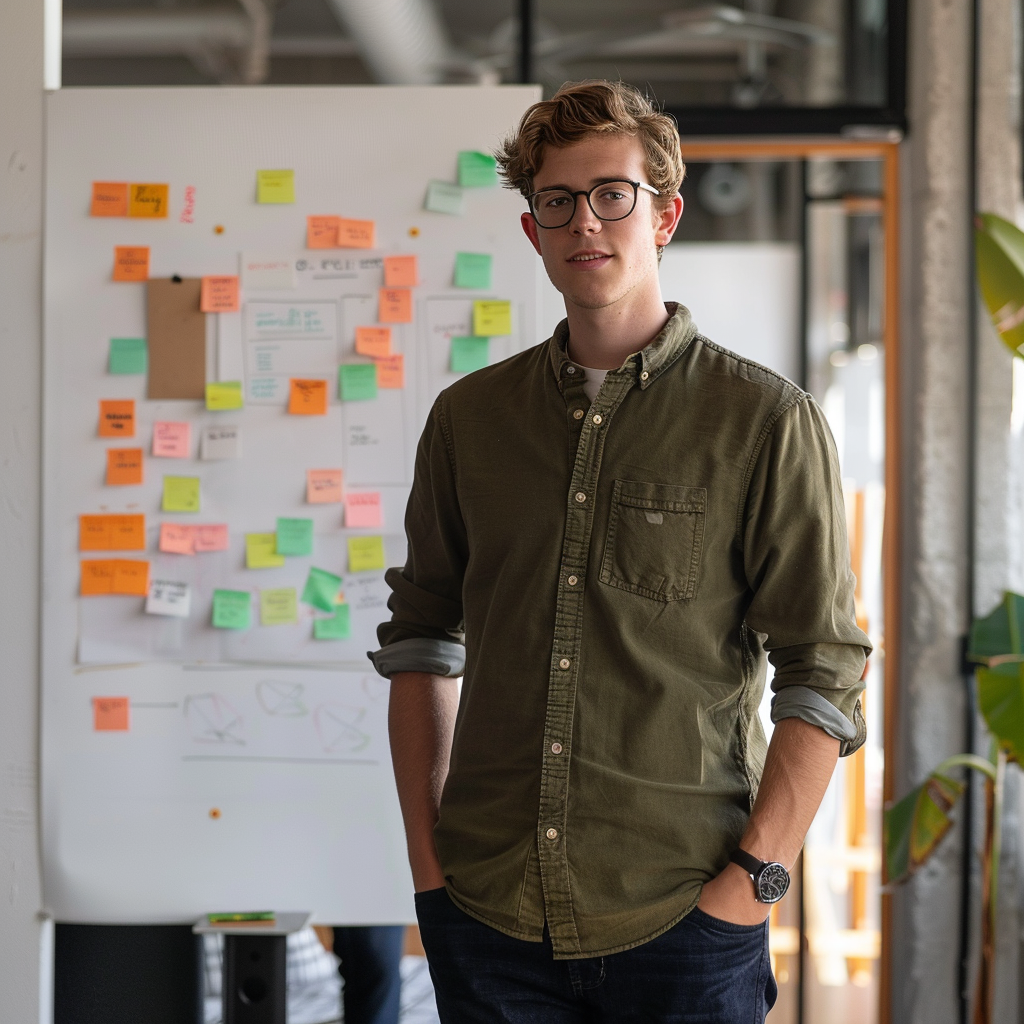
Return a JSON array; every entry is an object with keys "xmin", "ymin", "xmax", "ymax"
[{"xmin": 756, "ymin": 862, "xmax": 790, "ymax": 903}]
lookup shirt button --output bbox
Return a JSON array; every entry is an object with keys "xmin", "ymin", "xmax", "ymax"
[
  {"xmin": 551, "ymin": 742, "xmax": 563, "ymax": 754},
  {"xmin": 546, "ymin": 828, "xmax": 559, "ymax": 840},
  {"xmin": 558, "ymin": 657, "xmax": 571, "ymax": 670},
  {"xmin": 573, "ymin": 409, "xmax": 584, "ymax": 420},
  {"xmin": 592, "ymin": 414, "xmax": 603, "ymax": 425},
  {"xmin": 566, "ymin": 367, "xmax": 576, "ymax": 375},
  {"xmin": 574, "ymin": 491, "xmax": 587, "ymax": 503},
  {"xmin": 640, "ymin": 370, "xmax": 649, "ymax": 381},
  {"xmin": 567, "ymin": 575, "xmax": 578, "ymax": 586}
]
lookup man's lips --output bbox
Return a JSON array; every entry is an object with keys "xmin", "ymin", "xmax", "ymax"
[{"xmin": 567, "ymin": 251, "xmax": 612, "ymax": 265}]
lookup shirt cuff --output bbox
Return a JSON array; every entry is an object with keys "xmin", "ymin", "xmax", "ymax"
[
  {"xmin": 367, "ymin": 638, "xmax": 466, "ymax": 679},
  {"xmin": 770, "ymin": 685, "xmax": 858, "ymax": 743}
]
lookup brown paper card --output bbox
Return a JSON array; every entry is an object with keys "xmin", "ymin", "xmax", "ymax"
[{"xmin": 147, "ymin": 278, "xmax": 206, "ymax": 400}]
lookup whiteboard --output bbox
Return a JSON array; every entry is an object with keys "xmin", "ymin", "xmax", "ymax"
[{"xmin": 42, "ymin": 85, "xmax": 540, "ymax": 922}]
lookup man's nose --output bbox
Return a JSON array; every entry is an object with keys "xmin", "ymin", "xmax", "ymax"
[{"xmin": 569, "ymin": 195, "xmax": 602, "ymax": 233}]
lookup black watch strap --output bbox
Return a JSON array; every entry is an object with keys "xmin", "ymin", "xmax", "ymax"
[{"xmin": 729, "ymin": 847, "xmax": 764, "ymax": 876}]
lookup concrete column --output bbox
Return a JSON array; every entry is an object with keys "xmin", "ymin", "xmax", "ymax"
[{"xmin": 0, "ymin": 0, "xmax": 45, "ymax": 1019}]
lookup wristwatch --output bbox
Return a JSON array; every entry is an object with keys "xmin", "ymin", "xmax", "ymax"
[{"xmin": 729, "ymin": 848, "xmax": 791, "ymax": 904}]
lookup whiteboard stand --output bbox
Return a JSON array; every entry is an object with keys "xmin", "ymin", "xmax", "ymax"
[{"xmin": 194, "ymin": 911, "xmax": 312, "ymax": 1024}]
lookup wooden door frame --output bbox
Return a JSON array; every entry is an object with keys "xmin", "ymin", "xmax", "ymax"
[{"xmin": 677, "ymin": 137, "xmax": 900, "ymax": 1024}]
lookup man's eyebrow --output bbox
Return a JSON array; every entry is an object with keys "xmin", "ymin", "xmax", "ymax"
[{"xmin": 533, "ymin": 176, "xmax": 632, "ymax": 191}]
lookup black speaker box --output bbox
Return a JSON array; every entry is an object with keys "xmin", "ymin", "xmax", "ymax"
[{"xmin": 223, "ymin": 934, "xmax": 287, "ymax": 1024}]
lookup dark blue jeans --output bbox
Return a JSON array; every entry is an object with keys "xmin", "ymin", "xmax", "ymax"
[
  {"xmin": 332, "ymin": 925, "xmax": 405, "ymax": 1024},
  {"xmin": 415, "ymin": 887, "xmax": 777, "ymax": 1024}
]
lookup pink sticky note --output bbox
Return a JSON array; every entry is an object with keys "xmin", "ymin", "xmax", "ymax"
[
  {"xmin": 308, "ymin": 469, "xmax": 344, "ymax": 504},
  {"xmin": 345, "ymin": 492, "xmax": 383, "ymax": 528},
  {"xmin": 153, "ymin": 421, "xmax": 191, "ymax": 458},
  {"xmin": 193, "ymin": 524, "xmax": 229, "ymax": 552},
  {"xmin": 159, "ymin": 522, "xmax": 195, "ymax": 555}
]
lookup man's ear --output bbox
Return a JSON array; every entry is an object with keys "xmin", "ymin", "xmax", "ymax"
[
  {"xmin": 521, "ymin": 212, "xmax": 543, "ymax": 256},
  {"xmin": 654, "ymin": 195, "xmax": 684, "ymax": 248}
]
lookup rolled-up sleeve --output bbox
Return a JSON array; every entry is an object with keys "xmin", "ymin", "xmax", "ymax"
[
  {"xmin": 741, "ymin": 397, "xmax": 871, "ymax": 756},
  {"xmin": 370, "ymin": 393, "xmax": 468, "ymax": 678}
]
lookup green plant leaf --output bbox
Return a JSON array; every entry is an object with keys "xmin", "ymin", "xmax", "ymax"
[
  {"xmin": 976, "ymin": 213, "xmax": 1024, "ymax": 358},
  {"xmin": 978, "ymin": 662, "xmax": 1024, "ymax": 763},
  {"xmin": 884, "ymin": 772, "xmax": 966, "ymax": 884},
  {"xmin": 969, "ymin": 591, "xmax": 1024, "ymax": 664}
]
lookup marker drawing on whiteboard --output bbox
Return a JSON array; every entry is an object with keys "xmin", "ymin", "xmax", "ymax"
[{"xmin": 180, "ymin": 185, "xmax": 196, "ymax": 224}]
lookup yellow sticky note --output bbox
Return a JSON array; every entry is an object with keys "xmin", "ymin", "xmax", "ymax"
[
  {"xmin": 246, "ymin": 532, "xmax": 285, "ymax": 569},
  {"xmin": 257, "ymin": 170, "xmax": 295, "ymax": 204},
  {"xmin": 347, "ymin": 535, "xmax": 386, "ymax": 573},
  {"xmin": 473, "ymin": 300, "xmax": 512, "ymax": 337},
  {"xmin": 162, "ymin": 475, "xmax": 200, "ymax": 512},
  {"xmin": 128, "ymin": 183, "xmax": 169, "ymax": 218},
  {"xmin": 206, "ymin": 382, "xmax": 244, "ymax": 410},
  {"xmin": 260, "ymin": 587, "xmax": 298, "ymax": 626}
]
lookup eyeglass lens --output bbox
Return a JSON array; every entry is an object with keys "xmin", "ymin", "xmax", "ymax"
[{"xmin": 530, "ymin": 181, "xmax": 638, "ymax": 228}]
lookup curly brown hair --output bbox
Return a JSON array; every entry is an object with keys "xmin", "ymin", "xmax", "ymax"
[{"xmin": 495, "ymin": 80, "xmax": 685, "ymax": 207}]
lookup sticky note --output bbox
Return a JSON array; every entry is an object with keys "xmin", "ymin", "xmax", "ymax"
[
  {"xmin": 355, "ymin": 326, "xmax": 391, "ymax": 358},
  {"xmin": 80, "ymin": 559, "xmax": 150, "ymax": 596},
  {"xmin": 257, "ymin": 169, "xmax": 295, "ymax": 204},
  {"xmin": 314, "ymin": 604, "xmax": 351, "ymax": 640},
  {"xmin": 162, "ymin": 475, "xmax": 200, "ymax": 512},
  {"xmin": 200, "ymin": 275, "xmax": 240, "ymax": 313},
  {"xmin": 206, "ymin": 381, "xmax": 244, "ymax": 410},
  {"xmin": 276, "ymin": 517, "xmax": 314, "ymax": 556},
  {"xmin": 213, "ymin": 588, "xmax": 252, "ymax": 629},
  {"xmin": 99, "ymin": 399, "xmax": 135, "ymax": 437},
  {"xmin": 307, "ymin": 215, "xmax": 339, "ymax": 248},
  {"xmin": 454, "ymin": 252, "xmax": 493, "ymax": 289},
  {"xmin": 288, "ymin": 378, "xmax": 328, "ymax": 415},
  {"xmin": 337, "ymin": 218, "xmax": 376, "ymax": 249},
  {"xmin": 106, "ymin": 448, "xmax": 144, "ymax": 486},
  {"xmin": 79, "ymin": 514, "xmax": 146, "ymax": 552},
  {"xmin": 425, "ymin": 180, "xmax": 464, "ymax": 216},
  {"xmin": 93, "ymin": 697, "xmax": 129, "ymax": 731},
  {"xmin": 458, "ymin": 151, "xmax": 499, "ymax": 188},
  {"xmin": 345, "ymin": 492, "xmax": 383, "ymax": 528},
  {"xmin": 246, "ymin": 532, "xmax": 285, "ymax": 569},
  {"xmin": 374, "ymin": 353, "xmax": 404, "ymax": 389},
  {"xmin": 473, "ymin": 300, "xmax": 512, "ymax": 336},
  {"xmin": 379, "ymin": 288, "xmax": 413, "ymax": 323},
  {"xmin": 193, "ymin": 523, "xmax": 229, "ymax": 552},
  {"xmin": 201, "ymin": 425, "xmax": 240, "ymax": 460},
  {"xmin": 159, "ymin": 522, "xmax": 194, "ymax": 555},
  {"xmin": 307, "ymin": 469, "xmax": 343, "ymax": 504},
  {"xmin": 384, "ymin": 255, "xmax": 417, "ymax": 287},
  {"xmin": 348, "ymin": 535, "xmax": 386, "ymax": 573},
  {"xmin": 91, "ymin": 182, "xmax": 128, "ymax": 217},
  {"xmin": 128, "ymin": 183, "xmax": 169, "ymax": 218},
  {"xmin": 152, "ymin": 421, "xmax": 190, "ymax": 458},
  {"xmin": 146, "ymin": 579, "xmax": 191, "ymax": 618},
  {"xmin": 451, "ymin": 336, "xmax": 490, "ymax": 373},
  {"xmin": 109, "ymin": 337, "xmax": 147, "ymax": 375},
  {"xmin": 301, "ymin": 567, "xmax": 342, "ymax": 612},
  {"xmin": 113, "ymin": 246, "xmax": 150, "ymax": 282},
  {"xmin": 339, "ymin": 363, "xmax": 378, "ymax": 401},
  {"xmin": 261, "ymin": 587, "xmax": 298, "ymax": 626}
]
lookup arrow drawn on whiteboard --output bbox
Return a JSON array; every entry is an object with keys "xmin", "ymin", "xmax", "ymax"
[
  {"xmin": 313, "ymin": 703, "xmax": 369, "ymax": 754},
  {"xmin": 184, "ymin": 693, "xmax": 245, "ymax": 745},
  {"xmin": 256, "ymin": 681, "xmax": 307, "ymax": 717}
]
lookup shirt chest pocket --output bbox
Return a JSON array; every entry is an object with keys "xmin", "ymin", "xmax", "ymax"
[{"xmin": 599, "ymin": 480, "xmax": 707, "ymax": 602}]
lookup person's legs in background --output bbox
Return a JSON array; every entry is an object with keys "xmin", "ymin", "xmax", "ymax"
[{"xmin": 332, "ymin": 925, "xmax": 405, "ymax": 1024}]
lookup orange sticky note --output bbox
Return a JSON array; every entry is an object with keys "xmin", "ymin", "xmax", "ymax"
[
  {"xmin": 307, "ymin": 469, "xmax": 343, "ymax": 504},
  {"xmin": 93, "ymin": 697, "xmax": 130, "ymax": 731},
  {"xmin": 193, "ymin": 523, "xmax": 229, "ymax": 552},
  {"xmin": 128, "ymin": 183, "xmax": 169, "ymax": 218},
  {"xmin": 106, "ymin": 448, "xmax": 144, "ymax": 486},
  {"xmin": 355, "ymin": 326, "xmax": 391, "ymax": 358},
  {"xmin": 99, "ymin": 400, "xmax": 135, "ymax": 438},
  {"xmin": 79, "ymin": 514, "xmax": 146, "ymax": 552},
  {"xmin": 113, "ymin": 246, "xmax": 150, "ymax": 282},
  {"xmin": 200, "ymin": 275, "xmax": 240, "ymax": 313},
  {"xmin": 81, "ymin": 559, "xmax": 150, "ymax": 596},
  {"xmin": 384, "ymin": 255, "xmax": 417, "ymax": 287},
  {"xmin": 307, "ymin": 215, "xmax": 340, "ymax": 249},
  {"xmin": 159, "ymin": 522, "xmax": 195, "ymax": 555},
  {"xmin": 91, "ymin": 182, "xmax": 129, "ymax": 217},
  {"xmin": 288, "ymin": 378, "xmax": 328, "ymax": 415},
  {"xmin": 153, "ymin": 421, "xmax": 190, "ymax": 458},
  {"xmin": 337, "ymin": 218, "xmax": 376, "ymax": 249},
  {"xmin": 374, "ymin": 353, "xmax": 405, "ymax": 389},
  {"xmin": 379, "ymin": 288, "xmax": 413, "ymax": 323}
]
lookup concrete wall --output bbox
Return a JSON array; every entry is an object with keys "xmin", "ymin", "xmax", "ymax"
[{"xmin": 0, "ymin": 0, "xmax": 45, "ymax": 1019}]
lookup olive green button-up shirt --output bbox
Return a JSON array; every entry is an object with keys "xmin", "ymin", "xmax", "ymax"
[{"xmin": 375, "ymin": 304, "xmax": 870, "ymax": 959}]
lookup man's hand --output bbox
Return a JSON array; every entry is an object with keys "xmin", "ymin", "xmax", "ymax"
[{"xmin": 697, "ymin": 863, "xmax": 771, "ymax": 925}]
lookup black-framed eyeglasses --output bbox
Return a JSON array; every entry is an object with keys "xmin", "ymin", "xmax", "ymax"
[{"xmin": 527, "ymin": 179, "xmax": 661, "ymax": 229}]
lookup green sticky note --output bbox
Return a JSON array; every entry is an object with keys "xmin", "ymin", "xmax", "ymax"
[
  {"xmin": 454, "ymin": 252, "xmax": 493, "ymax": 290},
  {"xmin": 260, "ymin": 587, "xmax": 298, "ymax": 626},
  {"xmin": 339, "ymin": 363, "xmax": 378, "ymax": 401},
  {"xmin": 162, "ymin": 475, "xmax": 200, "ymax": 512},
  {"xmin": 212, "ymin": 588, "xmax": 252, "ymax": 629},
  {"xmin": 473, "ymin": 299, "xmax": 512, "ymax": 337},
  {"xmin": 451, "ymin": 336, "xmax": 490, "ymax": 374},
  {"xmin": 301, "ymin": 566, "xmax": 343, "ymax": 612},
  {"xmin": 246, "ymin": 532, "xmax": 286, "ymax": 569},
  {"xmin": 348, "ymin": 535, "xmax": 386, "ymax": 573},
  {"xmin": 424, "ymin": 180, "xmax": 464, "ymax": 216},
  {"xmin": 257, "ymin": 169, "xmax": 295, "ymax": 204},
  {"xmin": 314, "ymin": 604, "xmax": 351, "ymax": 640},
  {"xmin": 109, "ymin": 337, "xmax": 147, "ymax": 374},
  {"xmin": 458, "ymin": 151, "xmax": 499, "ymax": 188},
  {"xmin": 276, "ymin": 517, "xmax": 314, "ymax": 556},
  {"xmin": 206, "ymin": 381, "xmax": 244, "ymax": 410}
]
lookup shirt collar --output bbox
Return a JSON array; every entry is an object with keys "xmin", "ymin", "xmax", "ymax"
[{"xmin": 548, "ymin": 303, "xmax": 697, "ymax": 391}]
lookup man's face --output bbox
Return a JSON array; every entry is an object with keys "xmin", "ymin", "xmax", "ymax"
[{"xmin": 521, "ymin": 134, "xmax": 681, "ymax": 313}]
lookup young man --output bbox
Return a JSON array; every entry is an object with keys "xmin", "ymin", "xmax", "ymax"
[{"xmin": 371, "ymin": 81, "xmax": 870, "ymax": 1023}]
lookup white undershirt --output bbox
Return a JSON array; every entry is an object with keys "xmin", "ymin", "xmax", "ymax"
[{"xmin": 577, "ymin": 365, "xmax": 609, "ymax": 404}]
